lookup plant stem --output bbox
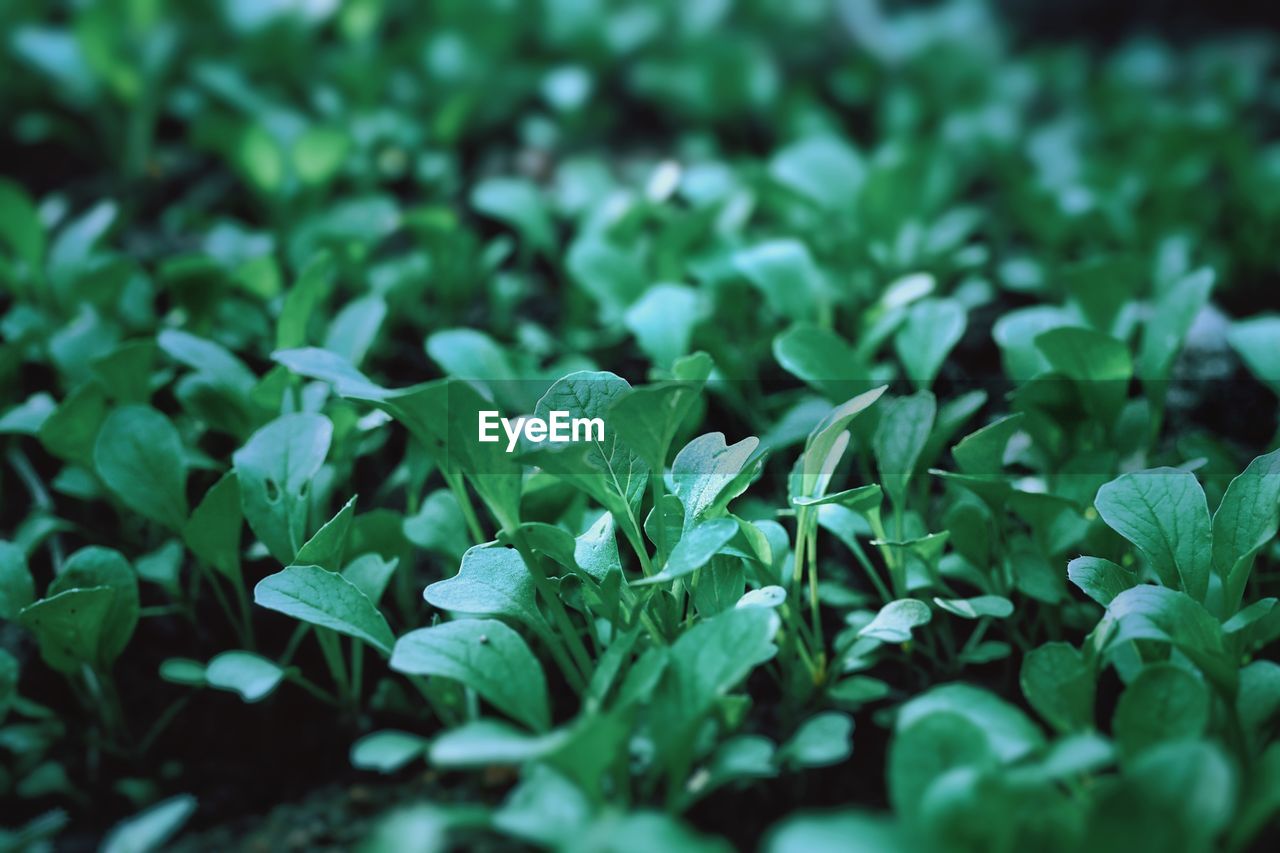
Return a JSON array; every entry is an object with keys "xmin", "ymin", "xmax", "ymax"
[
  {"xmin": 286, "ymin": 672, "xmax": 341, "ymax": 707},
  {"xmin": 444, "ymin": 470, "xmax": 486, "ymax": 544},
  {"xmin": 315, "ymin": 628, "xmax": 349, "ymax": 696},
  {"xmin": 806, "ymin": 525, "xmax": 825, "ymax": 672},
  {"xmin": 791, "ymin": 509, "xmax": 808, "ymax": 588},
  {"xmin": 280, "ymin": 624, "xmax": 309, "ymax": 666},
  {"xmin": 508, "ymin": 529, "xmax": 593, "ymax": 687},
  {"xmin": 138, "ymin": 694, "xmax": 194, "ymax": 754},
  {"xmin": 650, "ymin": 473, "xmax": 668, "ymax": 565},
  {"xmin": 233, "ymin": 579, "xmax": 256, "ymax": 650},
  {"xmin": 621, "ymin": 510, "xmax": 654, "ymax": 577},
  {"xmin": 349, "ymin": 637, "xmax": 364, "ymax": 707},
  {"xmin": 847, "ymin": 535, "xmax": 892, "ymax": 602},
  {"xmin": 6, "ymin": 446, "xmax": 65, "ymax": 571}
]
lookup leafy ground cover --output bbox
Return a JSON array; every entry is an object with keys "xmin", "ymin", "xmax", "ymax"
[{"xmin": 2, "ymin": 1, "xmax": 1280, "ymax": 850}]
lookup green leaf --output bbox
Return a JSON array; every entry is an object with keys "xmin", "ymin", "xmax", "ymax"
[
  {"xmin": 525, "ymin": 371, "xmax": 648, "ymax": 520},
  {"xmin": 1211, "ymin": 449, "xmax": 1280, "ymax": 610},
  {"xmin": 1228, "ymin": 315, "xmax": 1280, "ymax": 395},
  {"xmin": 1112, "ymin": 664, "xmax": 1209, "ymax": 756},
  {"xmin": 795, "ymin": 386, "xmax": 886, "ymax": 500},
  {"xmin": 1237, "ymin": 661, "xmax": 1280, "ymax": 741},
  {"xmin": 342, "ymin": 555, "xmax": 399, "ymax": 604},
  {"xmin": 766, "ymin": 811, "xmax": 903, "ymax": 853},
  {"xmin": 48, "ymin": 200, "xmax": 116, "ymax": 290},
  {"xmin": 39, "ymin": 383, "xmax": 107, "ymax": 467},
  {"xmin": 494, "ymin": 765, "xmax": 593, "ymax": 848},
  {"xmin": 205, "ymin": 651, "xmax": 285, "ymax": 703},
  {"xmin": 889, "ymin": 711, "xmax": 993, "ymax": 820},
  {"xmin": 324, "ymin": 294, "xmax": 385, "ymax": 368},
  {"xmin": 273, "ymin": 346, "xmax": 390, "ymax": 402},
  {"xmin": 159, "ymin": 658, "xmax": 206, "ymax": 686},
  {"xmin": 648, "ymin": 606, "xmax": 780, "ymax": 767},
  {"xmin": 1096, "ymin": 740, "xmax": 1238, "ymax": 850},
  {"xmin": 737, "ymin": 585, "xmax": 786, "ymax": 610},
  {"xmin": 894, "ymin": 298, "xmax": 965, "ymax": 390},
  {"xmin": 873, "ymin": 392, "xmax": 936, "ymax": 509},
  {"xmin": 101, "ymin": 794, "xmax": 197, "ymax": 853},
  {"xmin": 828, "ymin": 676, "xmax": 891, "ymax": 710},
  {"xmin": 1062, "ymin": 254, "xmax": 1143, "ymax": 334},
  {"xmin": 425, "ymin": 327, "xmax": 517, "ymax": 385},
  {"xmin": 91, "ymin": 340, "xmax": 156, "ymax": 404},
  {"xmin": 391, "ymin": 619, "xmax": 550, "ymax": 731},
  {"xmin": 403, "ymin": 490, "xmax": 471, "ymax": 561},
  {"xmin": 293, "ymin": 126, "xmax": 349, "ymax": 185},
  {"xmin": 0, "ymin": 649, "xmax": 18, "ymax": 721},
  {"xmin": 773, "ymin": 324, "xmax": 867, "ymax": 403},
  {"xmin": 933, "ymin": 595, "xmax": 1013, "ymax": 619},
  {"xmin": 184, "ymin": 472, "xmax": 242, "ymax": 583},
  {"xmin": 0, "ymin": 178, "xmax": 45, "ymax": 267},
  {"xmin": 237, "ymin": 124, "xmax": 285, "ymax": 193},
  {"xmin": 566, "ymin": 235, "xmax": 646, "ymax": 322},
  {"xmin": 0, "ymin": 392, "xmax": 56, "ymax": 434},
  {"xmin": 93, "ymin": 405, "xmax": 189, "ymax": 530},
  {"xmin": 896, "ymin": 683, "xmax": 1045, "ymax": 763},
  {"xmin": 135, "ymin": 540, "xmax": 184, "ymax": 595},
  {"xmin": 233, "ymin": 413, "xmax": 333, "ymax": 564},
  {"xmin": 429, "ymin": 720, "xmax": 567, "ymax": 768},
  {"xmin": 0, "ymin": 541, "xmax": 35, "ymax": 619},
  {"xmin": 951, "ymin": 413, "xmax": 1023, "ymax": 476},
  {"xmin": 672, "ymin": 433, "xmax": 763, "ymax": 526},
  {"xmin": 1067, "ymin": 556, "xmax": 1137, "ymax": 606},
  {"xmin": 734, "ymin": 240, "xmax": 824, "ymax": 322},
  {"xmin": 350, "ymin": 730, "xmax": 428, "ymax": 774},
  {"xmin": 633, "ymin": 518, "xmax": 739, "ymax": 586},
  {"xmin": 274, "ymin": 349, "xmax": 523, "ymax": 530},
  {"xmin": 18, "ymin": 587, "xmax": 117, "ymax": 673},
  {"xmin": 1020, "ymin": 642, "xmax": 1095, "ymax": 733},
  {"xmin": 624, "ymin": 284, "xmax": 701, "ymax": 368},
  {"xmin": 1137, "ymin": 268, "xmax": 1214, "ymax": 383},
  {"xmin": 1092, "ymin": 586, "xmax": 1232, "ymax": 694},
  {"xmin": 254, "ymin": 564, "xmax": 395, "ymax": 655},
  {"xmin": 294, "ymin": 495, "xmax": 357, "ymax": 571},
  {"xmin": 471, "ymin": 177, "xmax": 555, "ymax": 254},
  {"xmin": 277, "ymin": 252, "xmax": 335, "ymax": 350},
  {"xmin": 791, "ymin": 484, "xmax": 882, "ymax": 513},
  {"xmin": 993, "ymin": 306, "xmax": 1077, "ymax": 381},
  {"xmin": 780, "ymin": 712, "xmax": 854, "ymax": 768},
  {"xmin": 1034, "ymin": 327, "xmax": 1132, "ymax": 426},
  {"xmin": 157, "ymin": 329, "xmax": 257, "ymax": 399},
  {"xmin": 609, "ymin": 354, "xmax": 712, "ymax": 474},
  {"xmin": 1095, "ymin": 468, "xmax": 1212, "ymax": 602},
  {"xmin": 159, "ymin": 330, "xmax": 261, "ymax": 437},
  {"xmin": 46, "ymin": 546, "xmax": 138, "ymax": 666},
  {"xmin": 769, "ymin": 134, "xmax": 865, "ymax": 211},
  {"xmin": 424, "ymin": 544, "xmax": 545, "ymax": 631},
  {"xmin": 858, "ymin": 599, "xmax": 931, "ymax": 643}
]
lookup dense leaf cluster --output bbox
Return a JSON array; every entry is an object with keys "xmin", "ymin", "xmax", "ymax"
[{"xmin": 2, "ymin": 0, "xmax": 1279, "ymax": 850}]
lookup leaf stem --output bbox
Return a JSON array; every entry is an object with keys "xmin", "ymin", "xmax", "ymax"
[
  {"xmin": 349, "ymin": 637, "xmax": 364, "ymax": 707},
  {"xmin": 6, "ymin": 445, "xmax": 65, "ymax": 571},
  {"xmin": 847, "ymin": 535, "xmax": 893, "ymax": 602},
  {"xmin": 507, "ymin": 528, "xmax": 593, "ymax": 690},
  {"xmin": 315, "ymin": 628, "xmax": 349, "ymax": 696},
  {"xmin": 806, "ymin": 525, "xmax": 825, "ymax": 673},
  {"xmin": 444, "ymin": 470, "xmax": 486, "ymax": 544},
  {"xmin": 650, "ymin": 473, "xmax": 668, "ymax": 565},
  {"xmin": 286, "ymin": 671, "xmax": 341, "ymax": 707}
]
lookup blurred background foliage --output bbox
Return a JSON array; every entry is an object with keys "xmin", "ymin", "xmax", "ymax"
[{"xmin": 2, "ymin": 0, "xmax": 1280, "ymax": 849}]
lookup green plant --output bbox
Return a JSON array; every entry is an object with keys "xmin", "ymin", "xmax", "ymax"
[{"xmin": 2, "ymin": 0, "xmax": 1279, "ymax": 850}]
